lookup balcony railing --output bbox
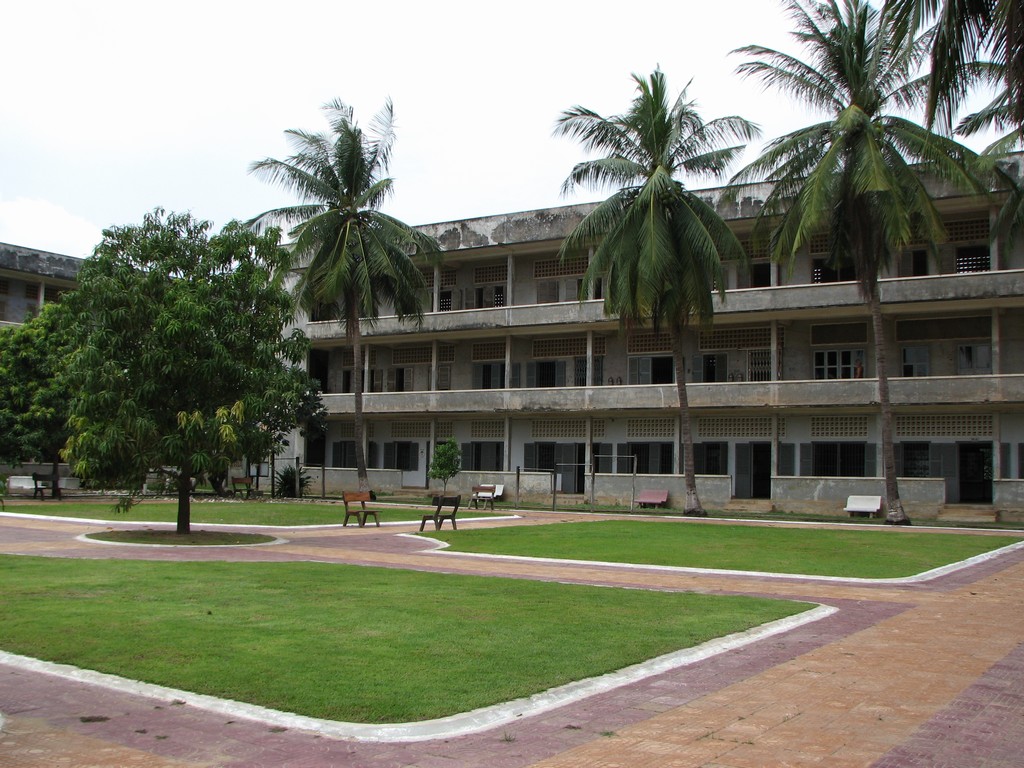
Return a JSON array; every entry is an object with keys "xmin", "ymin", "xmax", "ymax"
[
  {"xmin": 306, "ymin": 270, "xmax": 1024, "ymax": 342},
  {"xmin": 318, "ymin": 374, "xmax": 1024, "ymax": 416}
]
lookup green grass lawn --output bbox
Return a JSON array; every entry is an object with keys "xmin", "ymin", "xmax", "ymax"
[
  {"xmin": 3, "ymin": 500, "xmax": 505, "ymax": 526},
  {"xmin": 0, "ymin": 556, "xmax": 805, "ymax": 723},
  {"xmin": 425, "ymin": 520, "xmax": 1021, "ymax": 578}
]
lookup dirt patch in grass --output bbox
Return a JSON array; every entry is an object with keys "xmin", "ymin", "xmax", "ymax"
[{"xmin": 86, "ymin": 530, "xmax": 277, "ymax": 546}]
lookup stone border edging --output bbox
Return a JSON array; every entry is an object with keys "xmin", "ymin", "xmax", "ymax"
[{"xmin": 0, "ymin": 604, "xmax": 835, "ymax": 743}]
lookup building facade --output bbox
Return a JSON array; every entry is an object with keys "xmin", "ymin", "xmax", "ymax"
[
  {"xmin": 297, "ymin": 159, "xmax": 1024, "ymax": 517},
  {"xmin": 0, "ymin": 243, "xmax": 82, "ymax": 327}
]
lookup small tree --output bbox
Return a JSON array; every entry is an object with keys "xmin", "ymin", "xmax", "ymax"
[
  {"xmin": 62, "ymin": 209, "xmax": 321, "ymax": 533},
  {"xmin": 428, "ymin": 438, "xmax": 462, "ymax": 494}
]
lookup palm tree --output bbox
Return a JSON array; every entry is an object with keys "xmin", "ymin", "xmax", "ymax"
[
  {"xmin": 733, "ymin": 0, "xmax": 983, "ymax": 525},
  {"xmin": 883, "ymin": 0, "xmax": 1023, "ymax": 131},
  {"xmin": 249, "ymin": 99, "xmax": 439, "ymax": 491},
  {"xmin": 557, "ymin": 70, "xmax": 759, "ymax": 515}
]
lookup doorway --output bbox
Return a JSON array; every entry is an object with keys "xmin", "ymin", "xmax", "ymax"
[
  {"xmin": 735, "ymin": 442, "xmax": 772, "ymax": 499},
  {"xmin": 958, "ymin": 442, "xmax": 993, "ymax": 503}
]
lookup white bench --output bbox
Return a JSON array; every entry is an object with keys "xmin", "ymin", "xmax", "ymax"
[
  {"xmin": 5, "ymin": 475, "xmax": 81, "ymax": 498},
  {"xmin": 845, "ymin": 495, "xmax": 882, "ymax": 518},
  {"xmin": 470, "ymin": 484, "xmax": 504, "ymax": 510}
]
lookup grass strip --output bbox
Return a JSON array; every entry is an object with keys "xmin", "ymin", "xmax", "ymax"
[
  {"xmin": 425, "ymin": 520, "xmax": 1020, "ymax": 578},
  {"xmin": 0, "ymin": 555, "xmax": 804, "ymax": 723},
  {"xmin": 2, "ymin": 500, "xmax": 504, "ymax": 526}
]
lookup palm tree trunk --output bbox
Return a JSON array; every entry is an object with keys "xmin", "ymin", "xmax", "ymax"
[
  {"xmin": 349, "ymin": 302, "xmax": 370, "ymax": 493},
  {"xmin": 868, "ymin": 288, "xmax": 911, "ymax": 525},
  {"xmin": 672, "ymin": 331, "xmax": 705, "ymax": 515}
]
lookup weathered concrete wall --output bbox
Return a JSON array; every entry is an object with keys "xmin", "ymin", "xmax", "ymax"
[
  {"xmin": 590, "ymin": 474, "xmax": 732, "ymax": 507},
  {"xmin": 0, "ymin": 243, "xmax": 84, "ymax": 280},
  {"xmin": 771, "ymin": 476, "xmax": 946, "ymax": 516}
]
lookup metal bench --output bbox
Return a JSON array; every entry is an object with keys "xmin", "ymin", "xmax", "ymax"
[
  {"xmin": 342, "ymin": 490, "xmax": 378, "ymax": 527},
  {"xmin": 845, "ymin": 495, "xmax": 882, "ymax": 518}
]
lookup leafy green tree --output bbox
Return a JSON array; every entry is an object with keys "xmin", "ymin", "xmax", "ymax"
[
  {"xmin": 248, "ymin": 99, "xmax": 440, "ymax": 493},
  {"xmin": 0, "ymin": 303, "xmax": 75, "ymax": 496},
  {"xmin": 733, "ymin": 0, "xmax": 983, "ymax": 524},
  {"xmin": 62, "ymin": 210, "xmax": 319, "ymax": 533},
  {"xmin": 428, "ymin": 438, "xmax": 462, "ymax": 494},
  {"xmin": 556, "ymin": 70, "xmax": 758, "ymax": 515}
]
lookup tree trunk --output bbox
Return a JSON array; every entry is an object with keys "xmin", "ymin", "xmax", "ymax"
[
  {"xmin": 868, "ymin": 288, "xmax": 911, "ymax": 525},
  {"xmin": 49, "ymin": 456, "xmax": 61, "ymax": 500},
  {"xmin": 672, "ymin": 331, "xmax": 704, "ymax": 515},
  {"xmin": 176, "ymin": 474, "xmax": 192, "ymax": 534},
  {"xmin": 349, "ymin": 302, "xmax": 370, "ymax": 493}
]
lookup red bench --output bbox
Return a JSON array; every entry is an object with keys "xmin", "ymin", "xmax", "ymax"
[{"xmin": 636, "ymin": 490, "xmax": 669, "ymax": 508}]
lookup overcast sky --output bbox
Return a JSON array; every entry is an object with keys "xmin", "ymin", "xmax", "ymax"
[{"xmin": 0, "ymin": 0, "xmax": 996, "ymax": 258}]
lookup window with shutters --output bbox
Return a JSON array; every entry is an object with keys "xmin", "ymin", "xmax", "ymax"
[
  {"xmin": 461, "ymin": 442, "xmax": 504, "ymax": 472},
  {"xmin": 628, "ymin": 356, "xmax": 674, "ymax": 384},
  {"xmin": 387, "ymin": 367, "xmax": 414, "ymax": 392},
  {"xmin": 899, "ymin": 249, "xmax": 930, "ymax": 277},
  {"xmin": 701, "ymin": 353, "xmax": 728, "ymax": 382},
  {"xmin": 533, "ymin": 360, "xmax": 564, "ymax": 387},
  {"xmin": 694, "ymin": 442, "xmax": 728, "ymax": 475},
  {"xmin": 536, "ymin": 280, "xmax": 559, "ymax": 303},
  {"xmin": 812, "ymin": 442, "xmax": 866, "ymax": 476},
  {"xmin": 332, "ymin": 441, "xmax": 357, "ymax": 468},
  {"xmin": 957, "ymin": 344, "xmax": 992, "ymax": 375},
  {"xmin": 473, "ymin": 362, "xmax": 506, "ymax": 389},
  {"xmin": 618, "ymin": 443, "xmax": 673, "ymax": 474},
  {"xmin": 474, "ymin": 284, "xmax": 506, "ymax": 308},
  {"xmin": 899, "ymin": 442, "xmax": 931, "ymax": 478},
  {"xmin": 436, "ymin": 365, "xmax": 451, "ymax": 391},
  {"xmin": 306, "ymin": 433, "xmax": 326, "ymax": 465}
]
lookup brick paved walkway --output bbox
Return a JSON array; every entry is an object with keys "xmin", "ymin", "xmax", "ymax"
[{"xmin": 1, "ymin": 507, "xmax": 1022, "ymax": 767}]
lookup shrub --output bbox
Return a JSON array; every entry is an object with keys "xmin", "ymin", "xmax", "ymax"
[{"xmin": 274, "ymin": 465, "xmax": 311, "ymax": 498}]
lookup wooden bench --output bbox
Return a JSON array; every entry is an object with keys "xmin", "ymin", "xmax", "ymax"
[
  {"xmin": 231, "ymin": 476, "xmax": 255, "ymax": 498},
  {"xmin": 636, "ymin": 489, "xmax": 669, "ymax": 508},
  {"xmin": 470, "ymin": 484, "xmax": 499, "ymax": 510},
  {"xmin": 845, "ymin": 495, "xmax": 882, "ymax": 518},
  {"xmin": 342, "ymin": 490, "xmax": 378, "ymax": 527},
  {"xmin": 32, "ymin": 472, "xmax": 52, "ymax": 500},
  {"xmin": 420, "ymin": 495, "xmax": 461, "ymax": 531}
]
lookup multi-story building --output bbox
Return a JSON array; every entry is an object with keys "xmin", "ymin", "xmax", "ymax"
[
  {"xmin": 0, "ymin": 243, "xmax": 82, "ymax": 327},
  {"xmin": 298, "ymin": 158, "xmax": 1024, "ymax": 517}
]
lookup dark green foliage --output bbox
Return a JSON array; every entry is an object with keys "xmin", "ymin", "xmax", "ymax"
[
  {"xmin": 0, "ymin": 303, "xmax": 76, "ymax": 495},
  {"xmin": 61, "ymin": 209, "xmax": 321, "ymax": 532},
  {"xmin": 273, "ymin": 464, "xmax": 311, "ymax": 498}
]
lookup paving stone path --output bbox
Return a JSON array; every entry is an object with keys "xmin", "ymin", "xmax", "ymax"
[{"xmin": 1, "ymin": 507, "xmax": 1022, "ymax": 767}]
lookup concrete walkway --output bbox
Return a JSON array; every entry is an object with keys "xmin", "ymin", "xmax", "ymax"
[{"xmin": 1, "ymin": 507, "xmax": 1023, "ymax": 767}]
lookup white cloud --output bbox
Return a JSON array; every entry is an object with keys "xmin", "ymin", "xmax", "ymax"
[{"xmin": 0, "ymin": 198, "xmax": 102, "ymax": 258}]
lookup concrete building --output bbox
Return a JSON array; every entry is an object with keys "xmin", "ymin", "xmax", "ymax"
[
  {"xmin": 298, "ymin": 159, "xmax": 1024, "ymax": 518},
  {"xmin": 0, "ymin": 243, "xmax": 82, "ymax": 327}
]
